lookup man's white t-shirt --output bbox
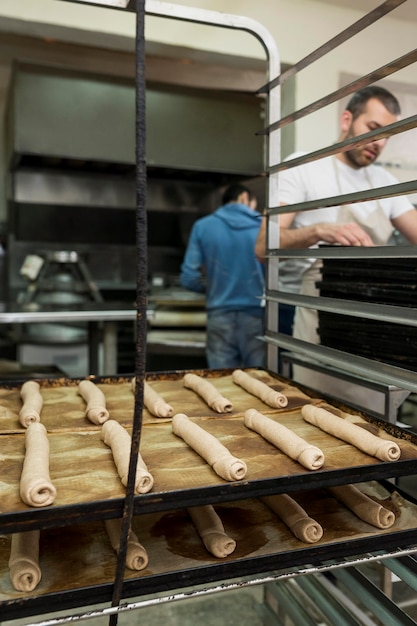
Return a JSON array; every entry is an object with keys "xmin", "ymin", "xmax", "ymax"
[
  {"xmin": 278, "ymin": 153, "xmax": 413, "ymax": 294},
  {"xmin": 277, "ymin": 153, "xmax": 414, "ymax": 409}
]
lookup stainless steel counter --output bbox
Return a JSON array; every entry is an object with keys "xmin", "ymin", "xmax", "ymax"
[{"xmin": 0, "ymin": 302, "xmax": 141, "ymax": 376}]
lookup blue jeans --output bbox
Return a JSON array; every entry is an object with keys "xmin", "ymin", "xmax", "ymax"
[{"xmin": 206, "ymin": 310, "xmax": 265, "ymax": 369}]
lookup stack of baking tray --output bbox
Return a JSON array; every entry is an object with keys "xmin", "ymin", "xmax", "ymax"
[
  {"xmin": 317, "ymin": 257, "xmax": 417, "ymax": 370},
  {"xmin": 1, "ymin": 369, "xmax": 417, "ymax": 622}
]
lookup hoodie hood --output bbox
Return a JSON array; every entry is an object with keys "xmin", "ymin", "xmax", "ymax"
[{"xmin": 214, "ymin": 202, "xmax": 261, "ymax": 230}]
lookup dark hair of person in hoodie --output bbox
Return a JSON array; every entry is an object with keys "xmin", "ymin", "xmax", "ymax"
[{"xmin": 222, "ymin": 183, "xmax": 251, "ymax": 205}]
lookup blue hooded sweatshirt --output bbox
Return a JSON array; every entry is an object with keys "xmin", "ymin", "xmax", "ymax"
[{"xmin": 180, "ymin": 202, "xmax": 264, "ymax": 314}]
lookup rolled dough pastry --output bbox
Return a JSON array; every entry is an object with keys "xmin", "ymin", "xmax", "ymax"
[
  {"xmin": 183, "ymin": 373, "xmax": 233, "ymax": 413},
  {"xmin": 301, "ymin": 404, "xmax": 401, "ymax": 462},
  {"xmin": 232, "ymin": 369, "xmax": 288, "ymax": 408},
  {"xmin": 261, "ymin": 494, "xmax": 323, "ymax": 543},
  {"xmin": 20, "ymin": 422, "xmax": 57, "ymax": 507},
  {"xmin": 134, "ymin": 379, "xmax": 174, "ymax": 418},
  {"xmin": 78, "ymin": 379, "xmax": 109, "ymax": 424},
  {"xmin": 172, "ymin": 413, "xmax": 247, "ymax": 481},
  {"xmin": 187, "ymin": 505, "xmax": 236, "ymax": 558},
  {"xmin": 104, "ymin": 518, "xmax": 149, "ymax": 570},
  {"xmin": 19, "ymin": 380, "xmax": 43, "ymax": 427},
  {"xmin": 329, "ymin": 484, "xmax": 396, "ymax": 529},
  {"xmin": 101, "ymin": 420, "xmax": 154, "ymax": 494},
  {"xmin": 244, "ymin": 408, "xmax": 324, "ymax": 470},
  {"xmin": 8, "ymin": 530, "xmax": 42, "ymax": 592}
]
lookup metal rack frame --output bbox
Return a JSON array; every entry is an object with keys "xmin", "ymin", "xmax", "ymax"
[
  {"xmin": 1, "ymin": 1, "xmax": 417, "ymax": 625},
  {"xmin": 262, "ymin": 0, "xmax": 417, "ymax": 395}
]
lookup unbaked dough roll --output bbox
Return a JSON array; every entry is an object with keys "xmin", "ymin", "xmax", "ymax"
[
  {"xmin": 101, "ymin": 420, "xmax": 154, "ymax": 494},
  {"xmin": 329, "ymin": 484, "xmax": 395, "ymax": 529},
  {"xmin": 183, "ymin": 373, "xmax": 233, "ymax": 413},
  {"xmin": 20, "ymin": 422, "xmax": 56, "ymax": 507},
  {"xmin": 8, "ymin": 530, "xmax": 42, "ymax": 592},
  {"xmin": 78, "ymin": 379, "xmax": 109, "ymax": 424},
  {"xmin": 172, "ymin": 413, "xmax": 247, "ymax": 481},
  {"xmin": 19, "ymin": 381, "xmax": 43, "ymax": 427},
  {"xmin": 244, "ymin": 409, "xmax": 324, "ymax": 470},
  {"xmin": 187, "ymin": 505, "xmax": 236, "ymax": 558},
  {"xmin": 261, "ymin": 494, "xmax": 323, "ymax": 543},
  {"xmin": 232, "ymin": 369, "xmax": 288, "ymax": 408},
  {"xmin": 301, "ymin": 404, "xmax": 401, "ymax": 462},
  {"xmin": 104, "ymin": 518, "xmax": 149, "ymax": 570},
  {"xmin": 142, "ymin": 380, "xmax": 174, "ymax": 418}
]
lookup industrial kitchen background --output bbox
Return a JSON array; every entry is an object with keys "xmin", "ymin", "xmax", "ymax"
[{"xmin": 0, "ymin": 58, "xmax": 276, "ymax": 376}]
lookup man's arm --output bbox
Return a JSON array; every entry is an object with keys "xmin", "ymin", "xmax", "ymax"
[
  {"xmin": 392, "ymin": 208, "xmax": 417, "ymax": 244},
  {"xmin": 180, "ymin": 228, "xmax": 206, "ymax": 293},
  {"xmin": 255, "ymin": 205, "xmax": 374, "ymax": 261}
]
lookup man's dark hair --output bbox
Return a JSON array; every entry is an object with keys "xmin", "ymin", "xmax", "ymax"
[
  {"xmin": 222, "ymin": 183, "xmax": 250, "ymax": 205},
  {"xmin": 346, "ymin": 86, "xmax": 401, "ymax": 120}
]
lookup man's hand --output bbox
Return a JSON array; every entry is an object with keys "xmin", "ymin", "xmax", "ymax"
[{"xmin": 314, "ymin": 222, "xmax": 374, "ymax": 247}]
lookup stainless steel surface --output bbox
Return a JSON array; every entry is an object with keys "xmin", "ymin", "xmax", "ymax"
[
  {"xmin": 0, "ymin": 303, "xmax": 140, "ymax": 375},
  {"xmin": 264, "ymin": 330, "xmax": 417, "ymax": 394},
  {"xmin": 281, "ymin": 351, "xmax": 411, "ymax": 422},
  {"xmin": 14, "ymin": 170, "xmax": 136, "ymax": 207},
  {"xmin": 266, "ymin": 244, "xmax": 417, "ymax": 259},
  {"xmin": 0, "ymin": 302, "xmax": 137, "ymax": 324},
  {"xmin": 8, "ymin": 65, "xmax": 264, "ymax": 175},
  {"xmin": 268, "ymin": 290, "xmax": 417, "ymax": 327}
]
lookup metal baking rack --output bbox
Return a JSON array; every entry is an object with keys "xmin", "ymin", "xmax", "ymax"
[{"xmin": 1, "ymin": 1, "xmax": 417, "ymax": 625}]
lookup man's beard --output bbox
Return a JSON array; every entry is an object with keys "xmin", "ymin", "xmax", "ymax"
[{"xmin": 343, "ymin": 125, "xmax": 379, "ymax": 169}]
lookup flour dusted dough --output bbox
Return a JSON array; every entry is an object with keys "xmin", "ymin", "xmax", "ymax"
[
  {"xmin": 101, "ymin": 420, "xmax": 154, "ymax": 494},
  {"xmin": 329, "ymin": 484, "xmax": 396, "ymax": 529},
  {"xmin": 78, "ymin": 379, "xmax": 109, "ymax": 424},
  {"xmin": 20, "ymin": 422, "xmax": 56, "ymax": 507},
  {"xmin": 187, "ymin": 505, "xmax": 236, "ymax": 558},
  {"xmin": 19, "ymin": 381, "xmax": 43, "ymax": 427},
  {"xmin": 8, "ymin": 530, "xmax": 42, "ymax": 592},
  {"xmin": 232, "ymin": 369, "xmax": 288, "ymax": 408},
  {"xmin": 172, "ymin": 413, "xmax": 247, "ymax": 481},
  {"xmin": 104, "ymin": 518, "xmax": 149, "ymax": 570},
  {"xmin": 244, "ymin": 408, "xmax": 324, "ymax": 470},
  {"xmin": 301, "ymin": 404, "xmax": 401, "ymax": 461},
  {"xmin": 183, "ymin": 373, "xmax": 233, "ymax": 413},
  {"xmin": 132, "ymin": 378, "xmax": 174, "ymax": 418},
  {"xmin": 261, "ymin": 494, "xmax": 323, "ymax": 543}
]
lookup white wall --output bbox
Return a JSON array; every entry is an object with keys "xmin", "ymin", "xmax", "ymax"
[{"xmin": 1, "ymin": 0, "xmax": 416, "ymax": 153}]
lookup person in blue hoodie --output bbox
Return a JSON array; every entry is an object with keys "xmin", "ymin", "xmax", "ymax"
[{"xmin": 180, "ymin": 184, "xmax": 265, "ymax": 369}]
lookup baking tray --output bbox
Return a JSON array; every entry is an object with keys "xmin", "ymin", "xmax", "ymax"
[
  {"xmin": 1, "ymin": 480, "xmax": 417, "ymax": 622},
  {"xmin": 1, "ymin": 370, "xmax": 417, "ymax": 533}
]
